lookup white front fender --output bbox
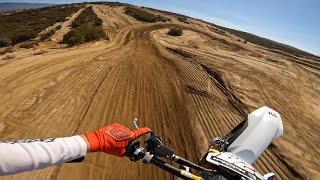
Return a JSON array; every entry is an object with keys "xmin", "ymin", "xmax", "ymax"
[{"xmin": 227, "ymin": 106, "xmax": 283, "ymax": 164}]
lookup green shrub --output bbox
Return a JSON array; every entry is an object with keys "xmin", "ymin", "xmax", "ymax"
[
  {"xmin": 71, "ymin": 7, "xmax": 96, "ymax": 28},
  {"xmin": 63, "ymin": 7, "xmax": 107, "ymax": 46},
  {"xmin": 94, "ymin": 18, "xmax": 103, "ymax": 26},
  {"xmin": 55, "ymin": 16, "xmax": 66, "ymax": 22},
  {"xmin": 83, "ymin": 27, "xmax": 107, "ymax": 41},
  {"xmin": 124, "ymin": 7, "xmax": 170, "ymax": 23},
  {"xmin": 56, "ymin": 25, "xmax": 62, "ymax": 30},
  {"xmin": 0, "ymin": 39, "xmax": 11, "ymax": 47},
  {"xmin": 11, "ymin": 34, "xmax": 35, "ymax": 45},
  {"xmin": 63, "ymin": 30, "xmax": 85, "ymax": 46},
  {"xmin": 168, "ymin": 27, "xmax": 183, "ymax": 36},
  {"xmin": 40, "ymin": 28, "xmax": 56, "ymax": 41},
  {"xmin": 71, "ymin": 21, "xmax": 80, "ymax": 28},
  {"xmin": 177, "ymin": 16, "xmax": 189, "ymax": 24},
  {"xmin": 63, "ymin": 27, "xmax": 107, "ymax": 46},
  {"xmin": 0, "ymin": 4, "xmax": 83, "ymax": 46}
]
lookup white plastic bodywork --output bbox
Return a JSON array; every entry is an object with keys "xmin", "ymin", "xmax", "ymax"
[
  {"xmin": 227, "ymin": 106, "xmax": 283, "ymax": 164},
  {"xmin": 206, "ymin": 151, "xmax": 264, "ymax": 179}
]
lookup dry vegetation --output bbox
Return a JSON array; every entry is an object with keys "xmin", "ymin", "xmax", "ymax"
[
  {"xmin": 0, "ymin": 39, "xmax": 11, "ymax": 47},
  {"xmin": 33, "ymin": 50, "xmax": 48, "ymax": 55},
  {"xmin": 212, "ymin": 24, "xmax": 318, "ymax": 59},
  {"xmin": 0, "ymin": 3, "xmax": 319, "ymax": 180},
  {"xmin": 124, "ymin": 6, "xmax": 170, "ymax": 23},
  {"xmin": 147, "ymin": 7, "xmax": 190, "ymax": 20},
  {"xmin": 40, "ymin": 28, "xmax": 56, "ymax": 41},
  {"xmin": 147, "ymin": 6, "xmax": 319, "ymax": 59},
  {"xmin": 0, "ymin": 47, "xmax": 13, "ymax": 55},
  {"xmin": 56, "ymin": 25, "xmax": 62, "ymax": 30},
  {"xmin": 19, "ymin": 40, "xmax": 39, "ymax": 49},
  {"xmin": 168, "ymin": 27, "xmax": 183, "ymax": 36},
  {"xmin": 0, "ymin": 4, "xmax": 83, "ymax": 47},
  {"xmin": 62, "ymin": 6, "xmax": 107, "ymax": 46},
  {"xmin": 89, "ymin": 1, "xmax": 128, "ymax": 7},
  {"xmin": 1, "ymin": 53, "xmax": 15, "ymax": 60},
  {"xmin": 177, "ymin": 16, "xmax": 189, "ymax": 24}
]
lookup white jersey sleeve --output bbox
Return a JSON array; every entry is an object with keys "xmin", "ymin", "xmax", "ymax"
[{"xmin": 0, "ymin": 135, "xmax": 87, "ymax": 176}]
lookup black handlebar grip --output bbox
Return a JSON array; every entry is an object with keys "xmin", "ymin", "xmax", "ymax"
[{"xmin": 150, "ymin": 157, "xmax": 194, "ymax": 180}]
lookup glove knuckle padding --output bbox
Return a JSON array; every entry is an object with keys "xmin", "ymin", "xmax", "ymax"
[
  {"xmin": 101, "ymin": 126, "xmax": 133, "ymax": 141},
  {"xmin": 85, "ymin": 123, "xmax": 151, "ymax": 157}
]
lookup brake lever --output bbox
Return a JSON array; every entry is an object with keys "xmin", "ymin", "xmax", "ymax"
[
  {"xmin": 133, "ymin": 117, "xmax": 139, "ymax": 129},
  {"xmin": 133, "ymin": 117, "xmax": 151, "ymax": 137}
]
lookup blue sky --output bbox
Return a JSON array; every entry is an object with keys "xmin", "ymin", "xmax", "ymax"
[{"xmin": 2, "ymin": 0, "xmax": 320, "ymax": 55}]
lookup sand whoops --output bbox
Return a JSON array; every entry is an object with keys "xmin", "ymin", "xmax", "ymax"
[{"xmin": 0, "ymin": 4, "xmax": 319, "ymax": 180}]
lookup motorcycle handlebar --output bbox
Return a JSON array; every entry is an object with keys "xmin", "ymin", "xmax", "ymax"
[
  {"xmin": 150, "ymin": 157, "xmax": 201, "ymax": 180},
  {"xmin": 126, "ymin": 140, "xmax": 203, "ymax": 180}
]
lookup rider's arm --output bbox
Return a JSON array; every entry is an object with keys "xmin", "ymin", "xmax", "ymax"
[
  {"xmin": 0, "ymin": 135, "xmax": 88, "ymax": 176},
  {"xmin": 0, "ymin": 123, "xmax": 150, "ymax": 176}
]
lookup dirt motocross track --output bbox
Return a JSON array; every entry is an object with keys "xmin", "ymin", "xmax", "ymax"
[{"xmin": 1, "ymin": 4, "xmax": 320, "ymax": 180}]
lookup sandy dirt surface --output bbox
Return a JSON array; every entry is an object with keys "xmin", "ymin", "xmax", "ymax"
[{"xmin": 0, "ymin": 4, "xmax": 319, "ymax": 180}]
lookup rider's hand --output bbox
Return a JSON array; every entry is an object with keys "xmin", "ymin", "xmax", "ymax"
[{"xmin": 84, "ymin": 123, "xmax": 151, "ymax": 157}]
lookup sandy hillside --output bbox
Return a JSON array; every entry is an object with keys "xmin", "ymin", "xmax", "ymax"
[{"xmin": 0, "ymin": 4, "xmax": 319, "ymax": 180}]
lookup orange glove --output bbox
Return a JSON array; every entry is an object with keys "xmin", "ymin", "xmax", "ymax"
[{"xmin": 85, "ymin": 123, "xmax": 151, "ymax": 157}]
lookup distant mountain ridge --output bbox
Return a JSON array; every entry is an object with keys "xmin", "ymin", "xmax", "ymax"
[{"xmin": 0, "ymin": 2, "xmax": 56, "ymax": 12}]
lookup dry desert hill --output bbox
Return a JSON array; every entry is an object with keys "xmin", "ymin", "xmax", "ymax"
[{"xmin": 0, "ymin": 2, "xmax": 319, "ymax": 180}]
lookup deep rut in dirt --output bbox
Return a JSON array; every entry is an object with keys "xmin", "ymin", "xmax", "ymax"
[{"xmin": 1, "ymin": 4, "xmax": 319, "ymax": 180}]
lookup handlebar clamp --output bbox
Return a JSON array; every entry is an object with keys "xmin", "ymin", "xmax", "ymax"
[
  {"xmin": 144, "ymin": 132, "xmax": 174, "ymax": 158},
  {"xmin": 125, "ymin": 141, "xmax": 145, "ymax": 161}
]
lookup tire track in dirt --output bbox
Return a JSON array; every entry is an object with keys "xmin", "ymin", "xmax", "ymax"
[
  {"xmin": 92, "ymin": 5, "xmax": 135, "ymax": 41},
  {"xmin": 151, "ymin": 28, "xmax": 302, "ymax": 179},
  {"xmin": 1, "ymin": 4, "xmax": 318, "ymax": 180},
  {"xmin": 0, "ymin": 20, "xmax": 138, "ymax": 138},
  {"xmin": 54, "ymin": 25, "xmax": 199, "ymax": 180}
]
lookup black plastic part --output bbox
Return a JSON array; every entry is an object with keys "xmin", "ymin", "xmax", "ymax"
[
  {"xmin": 150, "ymin": 157, "xmax": 194, "ymax": 180},
  {"xmin": 66, "ymin": 156, "xmax": 85, "ymax": 163},
  {"xmin": 144, "ymin": 132, "xmax": 174, "ymax": 158},
  {"xmin": 176, "ymin": 156, "xmax": 212, "ymax": 172},
  {"xmin": 124, "ymin": 132, "xmax": 205, "ymax": 180},
  {"xmin": 223, "ymin": 118, "xmax": 248, "ymax": 151},
  {"xmin": 154, "ymin": 145, "xmax": 174, "ymax": 158},
  {"xmin": 125, "ymin": 141, "xmax": 145, "ymax": 161}
]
